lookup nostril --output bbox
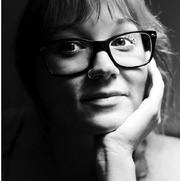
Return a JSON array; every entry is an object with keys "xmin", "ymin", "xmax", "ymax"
[{"xmin": 87, "ymin": 69, "xmax": 100, "ymax": 80}]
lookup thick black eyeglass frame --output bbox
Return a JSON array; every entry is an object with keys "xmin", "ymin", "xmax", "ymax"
[{"xmin": 39, "ymin": 30, "xmax": 157, "ymax": 77}]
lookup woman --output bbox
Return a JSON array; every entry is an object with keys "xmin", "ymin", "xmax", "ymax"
[{"xmin": 3, "ymin": 0, "xmax": 180, "ymax": 180}]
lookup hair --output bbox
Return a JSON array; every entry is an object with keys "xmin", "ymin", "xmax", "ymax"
[{"xmin": 14, "ymin": 0, "xmax": 177, "ymax": 179}]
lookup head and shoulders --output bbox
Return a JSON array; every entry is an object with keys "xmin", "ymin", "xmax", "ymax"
[
  {"xmin": 12, "ymin": 0, "xmax": 180, "ymax": 150},
  {"xmin": 3, "ymin": 0, "xmax": 180, "ymax": 180}
]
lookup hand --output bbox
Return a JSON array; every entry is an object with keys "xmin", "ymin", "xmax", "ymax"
[{"xmin": 94, "ymin": 59, "xmax": 164, "ymax": 181}]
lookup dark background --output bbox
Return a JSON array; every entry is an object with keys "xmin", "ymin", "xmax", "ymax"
[{"xmin": 2, "ymin": 0, "xmax": 180, "ymax": 110}]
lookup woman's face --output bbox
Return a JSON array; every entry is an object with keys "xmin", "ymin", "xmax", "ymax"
[{"xmin": 36, "ymin": 3, "xmax": 148, "ymax": 135}]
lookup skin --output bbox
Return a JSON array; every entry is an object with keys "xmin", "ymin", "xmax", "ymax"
[{"xmin": 36, "ymin": 3, "xmax": 148, "ymax": 135}]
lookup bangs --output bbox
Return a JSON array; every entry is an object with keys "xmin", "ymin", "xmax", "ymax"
[
  {"xmin": 112, "ymin": 0, "xmax": 158, "ymax": 29},
  {"xmin": 42, "ymin": 0, "xmax": 98, "ymax": 35},
  {"xmin": 42, "ymin": 0, "xmax": 137, "ymax": 35},
  {"xmin": 41, "ymin": 0, "xmax": 162, "ymax": 38}
]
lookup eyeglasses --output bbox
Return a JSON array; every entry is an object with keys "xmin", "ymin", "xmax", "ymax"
[{"xmin": 39, "ymin": 30, "xmax": 157, "ymax": 76}]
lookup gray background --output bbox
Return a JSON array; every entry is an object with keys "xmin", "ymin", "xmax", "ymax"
[{"xmin": 2, "ymin": 0, "xmax": 180, "ymax": 110}]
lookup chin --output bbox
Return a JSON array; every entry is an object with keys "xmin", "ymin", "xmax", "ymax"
[
  {"xmin": 79, "ymin": 110, "xmax": 133, "ymax": 135},
  {"xmin": 75, "ymin": 95, "xmax": 138, "ymax": 135}
]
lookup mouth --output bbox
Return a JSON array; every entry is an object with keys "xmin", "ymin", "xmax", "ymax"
[{"xmin": 81, "ymin": 92, "xmax": 127, "ymax": 108}]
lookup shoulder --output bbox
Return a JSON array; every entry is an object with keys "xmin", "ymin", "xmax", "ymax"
[
  {"xmin": 146, "ymin": 132, "xmax": 180, "ymax": 158},
  {"xmin": 143, "ymin": 132, "xmax": 180, "ymax": 181}
]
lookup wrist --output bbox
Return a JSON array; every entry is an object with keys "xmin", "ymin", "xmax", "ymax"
[{"xmin": 96, "ymin": 147, "xmax": 136, "ymax": 181}]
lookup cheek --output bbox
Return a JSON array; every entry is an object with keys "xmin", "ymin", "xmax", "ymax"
[
  {"xmin": 36, "ymin": 57, "xmax": 77, "ymax": 110},
  {"xmin": 124, "ymin": 68, "xmax": 148, "ymax": 108},
  {"xmin": 36, "ymin": 57, "xmax": 91, "ymax": 130},
  {"xmin": 37, "ymin": 76, "xmax": 79, "ymax": 111},
  {"xmin": 36, "ymin": 65, "xmax": 85, "ymax": 121}
]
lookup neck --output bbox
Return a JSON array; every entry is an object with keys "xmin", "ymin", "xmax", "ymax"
[{"xmin": 48, "ymin": 123, "xmax": 97, "ymax": 181}]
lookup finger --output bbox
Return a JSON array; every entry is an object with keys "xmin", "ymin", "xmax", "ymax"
[
  {"xmin": 148, "ymin": 59, "xmax": 164, "ymax": 124},
  {"xmin": 147, "ymin": 58, "xmax": 164, "ymax": 104}
]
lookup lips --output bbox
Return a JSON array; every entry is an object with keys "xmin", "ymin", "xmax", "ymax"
[
  {"xmin": 82, "ymin": 92, "xmax": 124, "ymax": 100},
  {"xmin": 81, "ymin": 91, "xmax": 127, "ymax": 107}
]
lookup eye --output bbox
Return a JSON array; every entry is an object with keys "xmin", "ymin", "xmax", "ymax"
[
  {"xmin": 58, "ymin": 41, "xmax": 84, "ymax": 54},
  {"xmin": 111, "ymin": 35, "xmax": 136, "ymax": 51},
  {"xmin": 49, "ymin": 40, "xmax": 88, "ymax": 59}
]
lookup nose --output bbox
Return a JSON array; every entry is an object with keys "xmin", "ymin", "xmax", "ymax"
[{"xmin": 88, "ymin": 51, "xmax": 120, "ymax": 80}]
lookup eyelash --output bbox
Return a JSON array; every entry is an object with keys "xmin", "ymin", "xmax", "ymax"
[
  {"xmin": 113, "ymin": 36, "xmax": 136, "ymax": 45},
  {"xmin": 57, "ymin": 42, "xmax": 86, "ymax": 56},
  {"xmin": 110, "ymin": 35, "xmax": 137, "ymax": 51}
]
